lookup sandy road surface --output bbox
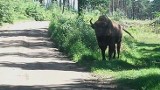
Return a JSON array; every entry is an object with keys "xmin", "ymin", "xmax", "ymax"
[{"xmin": 0, "ymin": 21, "xmax": 118, "ymax": 90}]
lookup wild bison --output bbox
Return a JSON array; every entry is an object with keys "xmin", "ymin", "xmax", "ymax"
[{"xmin": 90, "ymin": 15, "xmax": 133, "ymax": 60}]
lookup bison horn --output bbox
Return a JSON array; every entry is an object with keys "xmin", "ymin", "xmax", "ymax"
[
  {"xmin": 90, "ymin": 18, "xmax": 93, "ymax": 25},
  {"xmin": 90, "ymin": 18, "xmax": 95, "ymax": 29}
]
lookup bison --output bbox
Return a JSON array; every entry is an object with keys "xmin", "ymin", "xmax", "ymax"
[{"xmin": 90, "ymin": 15, "xmax": 134, "ymax": 60}]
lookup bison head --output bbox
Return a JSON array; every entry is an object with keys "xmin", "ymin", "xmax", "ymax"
[{"xmin": 90, "ymin": 16, "xmax": 112, "ymax": 37}]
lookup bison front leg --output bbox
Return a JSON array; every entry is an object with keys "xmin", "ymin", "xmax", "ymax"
[
  {"xmin": 117, "ymin": 42, "xmax": 121, "ymax": 58},
  {"xmin": 113, "ymin": 48, "xmax": 116, "ymax": 59},
  {"xmin": 108, "ymin": 44, "xmax": 115, "ymax": 60},
  {"xmin": 100, "ymin": 46, "xmax": 107, "ymax": 61}
]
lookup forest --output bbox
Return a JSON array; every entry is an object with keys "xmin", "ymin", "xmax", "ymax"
[
  {"xmin": 0, "ymin": 0, "xmax": 160, "ymax": 90},
  {"xmin": 55, "ymin": 0, "xmax": 160, "ymax": 20},
  {"xmin": 77, "ymin": 0, "xmax": 159, "ymax": 19}
]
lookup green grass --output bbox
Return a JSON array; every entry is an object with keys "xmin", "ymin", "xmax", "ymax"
[{"xmin": 48, "ymin": 9, "xmax": 160, "ymax": 89}]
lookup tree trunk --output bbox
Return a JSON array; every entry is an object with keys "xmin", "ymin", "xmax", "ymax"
[
  {"xmin": 132, "ymin": 0, "xmax": 135, "ymax": 20},
  {"xmin": 67, "ymin": 0, "xmax": 70, "ymax": 10},
  {"xmin": 73, "ymin": 0, "xmax": 75, "ymax": 9},
  {"xmin": 78, "ymin": 0, "xmax": 83, "ymax": 16},
  {"xmin": 39, "ymin": 0, "xmax": 43, "ymax": 4},
  {"xmin": 59, "ymin": 0, "xmax": 62, "ymax": 8},
  {"xmin": 62, "ymin": 0, "xmax": 65, "ymax": 14}
]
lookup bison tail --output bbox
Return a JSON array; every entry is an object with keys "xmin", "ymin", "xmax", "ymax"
[{"xmin": 123, "ymin": 28, "xmax": 134, "ymax": 38}]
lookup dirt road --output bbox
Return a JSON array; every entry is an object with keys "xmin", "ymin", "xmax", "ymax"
[
  {"xmin": 0, "ymin": 21, "xmax": 118, "ymax": 90},
  {"xmin": 0, "ymin": 21, "xmax": 89, "ymax": 89}
]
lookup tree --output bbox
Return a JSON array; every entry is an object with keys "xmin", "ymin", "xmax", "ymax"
[
  {"xmin": 151, "ymin": 0, "xmax": 160, "ymax": 18},
  {"xmin": 78, "ymin": 0, "xmax": 86, "ymax": 16},
  {"xmin": 39, "ymin": 0, "xmax": 43, "ymax": 4},
  {"xmin": 152, "ymin": 0, "xmax": 160, "ymax": 12},
  {"xmin": 62, "ymin": 0, "xmax": 65, "ymax": 13}
]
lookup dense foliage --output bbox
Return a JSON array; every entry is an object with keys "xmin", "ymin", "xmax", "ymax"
[{"xmin": 0, "ymin": 0, "xmax": 51, "ymax": 24}]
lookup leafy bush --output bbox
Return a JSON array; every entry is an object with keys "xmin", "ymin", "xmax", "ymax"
[
  {"xmin": 49, "ymin": 14, "xmax": 99, "ymax": 61},
  {"xmin": 25, "ymin": 2, "xmax": 46, "ymax": 21},
  {"xmin": 154, "ymin": 12, "xmax": 160, "ymax": 18},
  {"xmin": 0, "ymin": 0, "xmax": 14, "ymax": 24},
  {"xmin": 111, "ymin": 9, "xmax": 126, "ymax": 21},
  {"xmin": 0, "ymin": 0, "xmax": 51, "ymax": 24}
]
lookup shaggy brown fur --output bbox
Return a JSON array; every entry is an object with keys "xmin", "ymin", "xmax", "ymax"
[{"xmin": 90, "ymin": 15, "xmax": 133, "ymax": 60}]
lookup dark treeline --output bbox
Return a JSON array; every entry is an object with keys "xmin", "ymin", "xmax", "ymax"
[
  {"xmin": 78, "ymin": 0, "xmax": 160, "ymax": 20},
  {"xmin": 45, "ymin": 0, "xmax": 160, "ymax": 20}
]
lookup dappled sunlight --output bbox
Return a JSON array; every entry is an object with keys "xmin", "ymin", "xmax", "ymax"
[{"xmin": 116, "ymin": 73, "xmax": 160, "ymax": 90}]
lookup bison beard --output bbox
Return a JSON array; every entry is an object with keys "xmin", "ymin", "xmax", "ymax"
[{"xmin": 90, "ymin": 15, "xmax": 133, "ymax": 60}]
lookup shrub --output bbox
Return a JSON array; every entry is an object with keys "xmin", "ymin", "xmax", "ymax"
[
  {"xmin": 0, "ymin": 0, "xmax": 51, "ymax": 24},
  {"xmin": 111, "ymin": 9, "xmax": 126, "ymax": 21},
  {"xmin": 0, "ymin": 0, "xmax": 14, "ymax": 23},
  {"xmin": 154, "ymin": 12, "xmax": 160, "ymax": 18},
  {"xmin": 49, "ymin": 10, "xmax": 99, "ymax": 61},
  {"xmin": 25, "ymin": 2, "xmax": 46, "ymax": 21}
]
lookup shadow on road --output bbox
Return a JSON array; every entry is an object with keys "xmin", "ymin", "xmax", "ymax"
[
  {"xmin": 0, "ymin": 78, "xmax": 123, "ymax": 90},
  {"xmin": 0, "ymin": 28, "xmax": 48, "ymax": 38},
  {"xmin": 0, "ymin": 61, "xmax": 87, "ymax": 72},
  {"xmin": 0, "ymin": 83, "xmax": 118, "ymax": 90},
  {"xmin": 0, "ymin": 28, "xmax": 88, "ymax": 72},
  {"xmin": 0, "ymin": 29, "xmax": 53, "ymax": 49}
]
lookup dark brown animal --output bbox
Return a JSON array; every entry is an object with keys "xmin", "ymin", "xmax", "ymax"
[{"xmin": 90, "ymin": 15, "xmax": 133, "ymax": 60}]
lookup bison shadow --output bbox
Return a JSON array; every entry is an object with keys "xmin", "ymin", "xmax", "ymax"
[{"xmin": 77, "ymin": 55, "xmax": 136, "ymax": 72}]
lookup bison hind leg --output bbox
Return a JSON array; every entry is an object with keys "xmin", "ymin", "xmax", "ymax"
[
  {"xmin": 113, "ymin": 49, "xmax": 116, "ymax": 59},
  {"xmin": 108, "ymin": 44, "xmax": 115, "ymax": 60},
  {"xmin": 101, "ymin": 49, "xmax": 106, "ymax": 61},
  {"xmin": 117, "ymin": 42, "xmax": 121, "ymax": 58}
]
